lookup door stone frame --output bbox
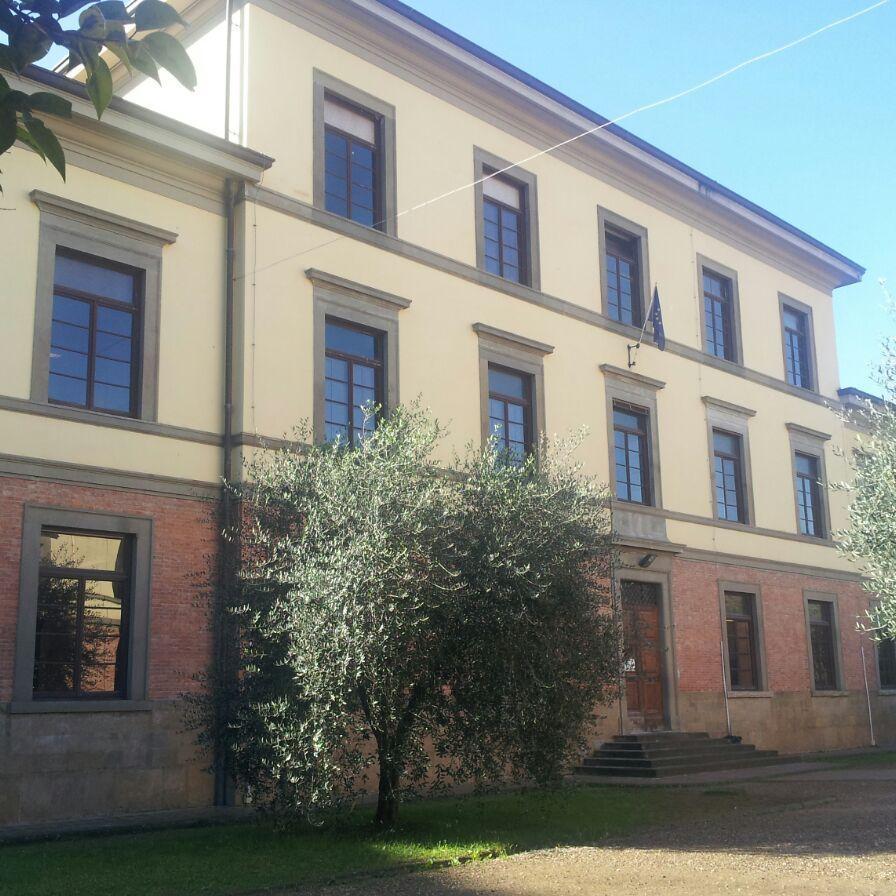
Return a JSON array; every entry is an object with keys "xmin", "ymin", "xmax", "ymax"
[{"xmin": 615, "ymin": 555, "xmax": 679, "ymax": 733}]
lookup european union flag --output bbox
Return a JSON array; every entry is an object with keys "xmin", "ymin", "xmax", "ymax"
[{"xmin": 649, "ymin": 286, "xmax": 665, "ymax": 351}]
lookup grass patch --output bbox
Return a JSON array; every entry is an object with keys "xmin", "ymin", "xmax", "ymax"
[
  {"xmin": 0, "ymin": 784, "xmax": 747, "ymax": 896},
  {"xmin": 821, "ymin": 749, "xmax": 896, "ymax": 769}
]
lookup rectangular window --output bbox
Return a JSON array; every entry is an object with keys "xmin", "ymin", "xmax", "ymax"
[
  {"xmin": 783, "ymin": 305, "xmax": 812, "ymax": 389},
  {"xmin": 324, "ymin": 319, "xmax": 383, "ymax": 445},
  {"xmin": 605, "ymin": 230, "xmax": 641, "ymax": 327},
  {"xmin": 795, "ymin": 452, "xmax": 824, "ymax": 538},
  {"xmin": 703, "ymin": 269, "xmax": 735, "ymax": 361},
  {"xmin": 482, "ymin": 172, "xmax": 527, "ymax": 284},
  {"xmin": 488, "ymin": 364, "xmax": 532, "ymax": 463},
  {"xmin": 34, "ymin": 528, "xmax": 132, "ymax": 699},
  {"xmin": 713, "ymin": 430, "xmax": 746, "ymax": 523},
  {"xmin": 808, "ymin": 599, "xmax": 838, "ymax": 690},
  {"xmin": 725, "ymin": 591, "xmax": 759, "ymax": 690},
  {"xmin": 48, "ymin": 249, "xmax": 141, "ymax": 417},
  {"xmin": 613, "ymin": 402, "xmax": 651, "ymax": 505},
  {"xmin": 323, "ymin": 96, "xmax": 380, "ymax": 229},
  {"xmin": 879, "ymin": 638, "xmax": 896, "ymax": 689}
]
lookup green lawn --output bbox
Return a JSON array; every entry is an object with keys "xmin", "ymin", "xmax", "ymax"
[
  {"xmin": 822, "ymin": 749, "xmax": 896, "ymax": 769},
  {"xmin": 0, "ymin": 784, "xmax": 746, "ymax": 896}
]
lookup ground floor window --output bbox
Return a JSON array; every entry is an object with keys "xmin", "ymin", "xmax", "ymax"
[
  {"xmin": 807, "ymin": 598, "xmax": 839, "ymax": 691},
  {"xmin": 34, "ymin": 529, "xmax": 132, "ymax": 698},
  {"xmin": 879, "ymin": 638, "xmax": 896, "ymax": 689},
  {"xmin": 14, "ymin": 506, "xmax": 152, "ymax": 705},
  {"xmin": 724, "ymin": 591, "xmax": 760, "ymax": 690}
]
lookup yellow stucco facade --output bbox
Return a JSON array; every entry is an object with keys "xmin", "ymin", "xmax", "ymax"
[{"xmin": 0, "ymin": 0, "xmax": 891, "ymax": 826}]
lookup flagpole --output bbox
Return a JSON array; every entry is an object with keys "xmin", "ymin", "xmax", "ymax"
[{"xmin": 627, "ymin": 286, "xmax": 656, "ymax": 369}]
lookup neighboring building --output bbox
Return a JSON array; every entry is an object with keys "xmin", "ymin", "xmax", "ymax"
[{"xmin": 0, "ymin": 0, "xmax": 892, "ymax": 826}]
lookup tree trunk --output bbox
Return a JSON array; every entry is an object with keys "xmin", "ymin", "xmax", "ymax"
[{"xmin": 374, "ymin": 754, "xmax": 400, "ymax": 827}]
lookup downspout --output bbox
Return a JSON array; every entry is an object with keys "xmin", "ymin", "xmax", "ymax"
[
  {"xmin": 214, "ymin": 0, "xmax": 237, "ymax": 808},
  {"xmin": 214, "ymin": 177, "xmax": 237, "ymax": 807}
]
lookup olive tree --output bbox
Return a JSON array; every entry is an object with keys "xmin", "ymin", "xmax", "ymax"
[
  {"xmin": 839, "ymin": 326, "xmax": 896, "ymax": 639},
  {"xmin": 223, "ymin": 406, "xmax": 618, "ymax": 827},
  {"xmin": 1, "ymin": 0, "xmax": 196, "ymax": 187}
]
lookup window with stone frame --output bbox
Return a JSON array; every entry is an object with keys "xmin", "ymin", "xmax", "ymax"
[
  {"xmin": 725, "ymin": 591, "xmax": 760, "ymax": 690},
  {"xmin": 807, "ymin": 598, "xmax": 839, "ymax": 691}
]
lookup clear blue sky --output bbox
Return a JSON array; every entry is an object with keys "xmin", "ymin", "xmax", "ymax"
[{"xmin": 403, "ymin": 0, "xmax": 895, "ymax": 394}]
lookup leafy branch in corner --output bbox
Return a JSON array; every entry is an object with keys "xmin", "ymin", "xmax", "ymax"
[{"xmin": 0, "ymin": 0, "xmax": 197, "ymax": 188}]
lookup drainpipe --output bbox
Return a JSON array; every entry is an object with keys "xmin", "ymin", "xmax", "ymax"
[{"xmin": 214, "ymin": 177, "xmax": 237, "ymax": 807}]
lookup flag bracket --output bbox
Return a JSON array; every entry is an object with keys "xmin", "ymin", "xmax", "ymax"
[{"xmin": 626, "ymin": 342, "xmax": 639, "ymax": 369}]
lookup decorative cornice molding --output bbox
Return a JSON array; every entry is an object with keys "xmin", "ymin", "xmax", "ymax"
[
  {"xmin": 305, "ymin": 268, "xmax": 412, "ymax": 310},
  {"xmin": 249, "ymin": 185, "xmax": 843, "ymax": 411},
  {"xmin": 0, "ymin": 394, "xmax": 221, "ymax": 446},
  {"xmin": 702, "ymin": 396, "xmax": 757, "ymax": 418},
  {"xmin": 472, "ymin": 322, "xmax": 554, "ymax": 356},
  {"xmin": 600, "ymin": 363, "xmax": 665, "ymax": 391},
  {"xmin": 31, "ymin": 190, "xmax": 179, "ymax": 246},
  {"xmin": 0, "ymin": 452, "xmax": 220, "ymax": 500},
  {"xmin": 255, "ymin": 0, "xmax": 860, "ymax": 291},
  {"xmin": 786, "ymin": 422, "xmax": 832, "ymax": 442}
]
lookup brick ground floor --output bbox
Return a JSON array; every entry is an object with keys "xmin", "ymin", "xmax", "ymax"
[{"xmin": 1, "ymin": 474, "xmax": 894, "ymax": 827}]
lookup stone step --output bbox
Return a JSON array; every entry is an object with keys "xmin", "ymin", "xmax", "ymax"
[
  {"xmin": 593, "ymin": 743, "xmax": 759, "ymax": 762},
  {"xmin": 612, "ymin": 731, "xmax": 710, "ymax": 743},
  {"xmin": 576, "ymin": 753, "xmax": 797, "ymax": 778},
  {"xmin": 582, "ymin": 748, "xmax": 776, "ymax": 769}
]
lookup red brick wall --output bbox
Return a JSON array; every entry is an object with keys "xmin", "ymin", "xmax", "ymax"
[
  {"xmin": 671, "ymin": 556, "xmax": 875, "ymax": 698},
  {"xmin": 0, "ymin": 475, "xmax": 219, "ymax": 702}
]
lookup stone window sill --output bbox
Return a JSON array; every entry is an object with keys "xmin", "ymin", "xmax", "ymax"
[
  {"xmin": 810, "ymin": 690, "xmax": 850, "ymax": 698},
  {"xmin": 727, "ymin": 690, "xmax": 773, "ymax": 698},
  {"xmin": 878, "ymin": 689, "xmax": 896, "ymax": 697},
  {"xmin": 4, "ymin": 700, "xmax": 152, "ymax": 714}
]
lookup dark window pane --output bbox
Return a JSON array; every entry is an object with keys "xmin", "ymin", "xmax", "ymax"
[
  {"xmin": 808, "ymin": 599, "xmax": 837, "ymax": 690},
  {"xmin": 488, "ymin": 367, "xmax": 526, "ymax": 399},
  {"xmin": 96, "ymin": 306, "xmax": 133, "ymax": 338},
  {"xmin": 48, "ymin": 373, "xmax": 87, "ymax": 407},
  {"xmin": 325, "ymin": 193, "xmax": 348, "ymax": 218},
  {"xmin": 605, "ymin": 230, "xmax": 640, "ymax": 326},
  {"xmin": 93, "ymin": 383, "xmax": 132, "ymax": 413},
  {"xmin": 325, "ymin": 130, "xmax": 348, "ymax": 159},
  {"xmin": 55, "ymin": 253, "xmax": 135, "ymax": 303},
  {"xmin": 95, "ymin": 331, "xmax": 133, "ymax": 363},
  {"xmin": 713, "ymin": 431, "xmax": 739, "ymax": 456},
  {"xmin": 325, "ymin": 172, "xmax": 348, "ymax": 200},
  {"xmin": 50, "ymin": 347, "xmax": 88, "ymax": 380},
  {"xmin": 51, "ymin": 319, "xmax": 89, "ymax": 353},
  {"xmin": 52, "ymin": 295, "xmax": 90, "ymax": 327},
  {"xmin": 325, "ymin": 322, "xmax": 378, "ymax": 360},
  {"xmin": 879, "ymin": 639, "xmax": 896, "ymax": 689}
]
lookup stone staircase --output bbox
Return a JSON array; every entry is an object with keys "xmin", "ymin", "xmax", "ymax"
[{"xmin": 577, "ymin": 731, "xmax": 791, "ymax": 778}]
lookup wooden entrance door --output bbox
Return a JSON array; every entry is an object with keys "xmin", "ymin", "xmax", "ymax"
[{"xmin": 621, "ymin": 580, "xmax": 665, "ymax": 730}]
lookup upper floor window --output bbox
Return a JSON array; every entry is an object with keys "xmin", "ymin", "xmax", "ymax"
[
  {"xmin": 613, "ymin": 402, "xmax": 651, "ymax": 505},
  {"xmin": 488, "ymin": 364, "xmax": 532, "ymax": 463},
  {"xmin": 48, "ymin": 249, "xmax": 141, "ymax": 417},
  {"xmin": 879, "ymin": 638, "xmax": 896, "ymax": 690},
  {"xmin": 795, "ymin": 452, "xmax": 825, "ymax": 538},
  {"xmin": 324, "ymin": 97, "xmax": 380, "ymax": 229},
  {"xmin": 782, "ymin": 303, "xmax": 813, "ymax": 389},
  {"xmin": 324, "ymin": 319, "xmax": 383, "ymax": 445},
  {"xmin": 605, "ymin": 230, "xmax": 641, "ymax": 327},
  {"xmin": 713, "ymin": 429, "xmax": 747, "ymax": 523},
  {"xmin": 34, "ymin": 528, "xmax": 132, "ymax": 699},
  {"xmin": 807, "ymin": 598, "xmax": 839, "ymax": 691},
  {"xmin": 482, "ymin": 172, "xmax": 527, "ymax": 284},
  {"xmin": 474, "ymin": 149, "xmax": 540, "ymax": 290},
  {"xmin": 725, "ymin": 591, "xmax": 760, "ymax": 691},
  {"xmin": 702, "ymin": 268, "xmax": 735, "ymax": 361}
]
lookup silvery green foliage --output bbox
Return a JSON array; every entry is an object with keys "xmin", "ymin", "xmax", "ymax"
[
  {"xmin": 226, "ymin": 406, "xmax": 617, "ymax": 825},
  {"xmin": 838, "ymin": 332, "xmax": 896, "ymax": 640}
]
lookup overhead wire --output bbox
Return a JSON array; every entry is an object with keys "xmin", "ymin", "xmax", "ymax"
[{"xmin": 240, "ymin": 0, "xmax": 889, "ymax": 281}]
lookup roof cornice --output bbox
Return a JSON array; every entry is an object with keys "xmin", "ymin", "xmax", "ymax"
[
  {"xmin": 352, "ymin": 0, "xmax": 863, "ymax": 289},
  {"xmin": 14, "ymin": 66, "xmax": 273, "ymax": 182}
]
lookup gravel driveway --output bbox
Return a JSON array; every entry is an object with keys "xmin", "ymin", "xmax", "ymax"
[{"xmin": 310, "ymin": 773, "xmax": 896, "ymax": 896}]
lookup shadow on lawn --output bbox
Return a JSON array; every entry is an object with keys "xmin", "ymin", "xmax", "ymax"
[{"xmin": 3, "ymin": 778, "xmax": 895, "ymax": 896}]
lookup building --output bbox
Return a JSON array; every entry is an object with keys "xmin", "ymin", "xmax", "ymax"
[{"xmin": 0, "ymin": 0, "xmax": 893, "ymax": 827}]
